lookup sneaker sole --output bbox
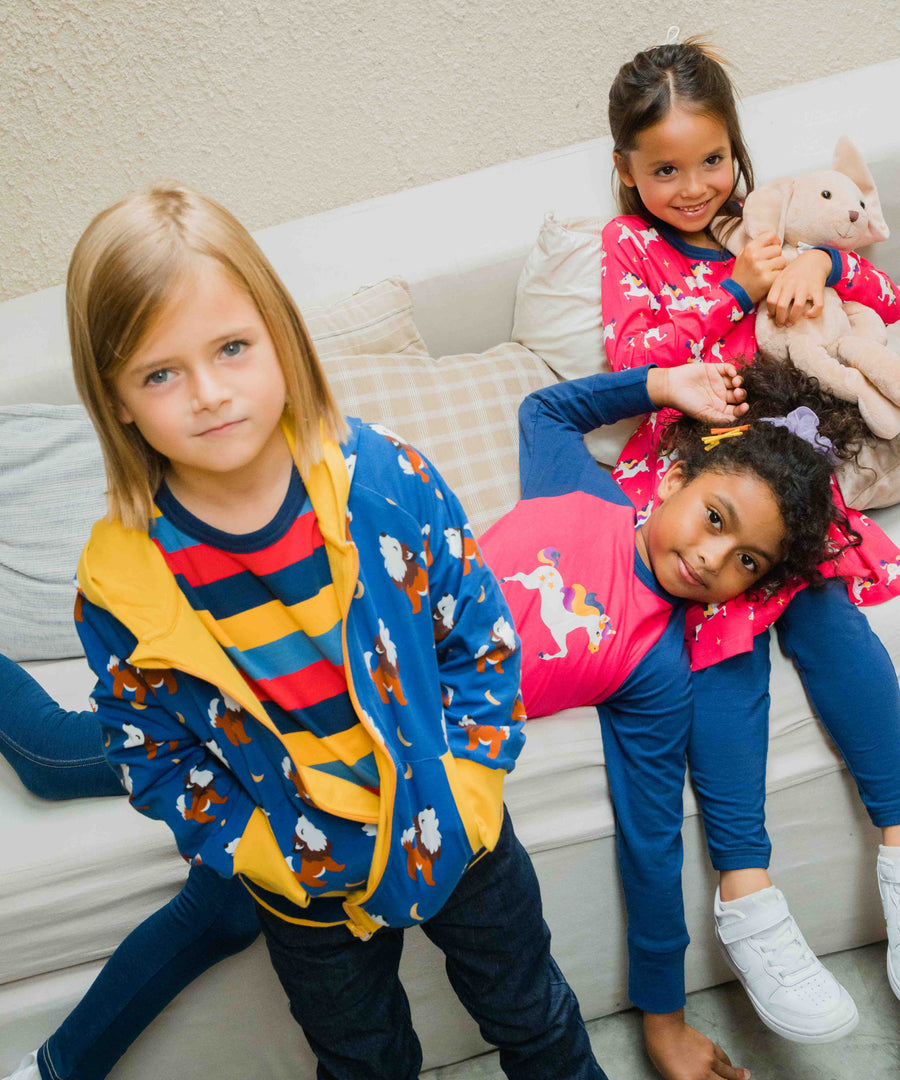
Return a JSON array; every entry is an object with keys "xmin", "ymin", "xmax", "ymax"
[
  {"xmin": 887, "ymin": 951, "xmax": 900, "ymax": 1001},
  {"xmin": 717, "ymin": 937, "xmax": 859, "ymax": 1044}
]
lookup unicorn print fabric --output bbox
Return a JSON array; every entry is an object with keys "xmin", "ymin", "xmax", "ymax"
[{"xmin": 602, "ymin": 214, "xmax": 900, "ymax": 669}]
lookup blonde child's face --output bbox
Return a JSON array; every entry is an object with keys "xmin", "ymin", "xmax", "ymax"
[
  {"xmin": 615, "ymin": 107, "xmax": 735, "ymax": 242},
  {"xmin": 114, "ymin": 257, "xmax": 288, "ymax": 498},
  {"xmin": 636, "ymin": 464, "xmax": 786, "ymax": 603}
]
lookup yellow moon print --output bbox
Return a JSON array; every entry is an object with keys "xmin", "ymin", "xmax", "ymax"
[
  {"xmin": 104, "ymin": 734, "xmax": 111, "ymax": 748},
  {"xmin": 176, "ymin": 712, "xmax": 186, "ymax": 724},
  {"xmin": 397, "ymin": 726, "xmax": 413, "ymax": 747},
  {"xmin": 485, "ymin": 690, "xmax": 501, "ymax": 705},
  {"xmin": 477, "ymin": 585, "xmax": 485, "ymax": 603},
  {"xmin": 130, "ymin": 701, "xmax": 147, "ymax": 711},
  {"xmin": 435, "ymin": 490, "xmax": 444, "ymax": 500},
  {"xmin": 251, "ymin": 773, "xmax": 265, "ymax": 782},
  {"xmin": 410, "ymin": 903, "xmax": 423, "ymax": 921},
  {"xmin": 355, "ymin": 581, "xmax": 365, "ymax": 598},
  {"xmin": 404, "ymin": 764, "xmax": 413, "ymax": 779}
]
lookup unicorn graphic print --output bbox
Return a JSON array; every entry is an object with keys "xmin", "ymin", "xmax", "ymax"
[{"xmin": 501, "ymin": 548, "xmax": 615, "ymax": 660}]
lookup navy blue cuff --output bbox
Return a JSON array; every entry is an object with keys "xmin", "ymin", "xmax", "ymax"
[
  {"xmin": 720, "ymin": 278, "xmax": 754, "ymax": 314},
  {"xmin": 813, "ymin": 246, "xmax": 842, "ymax": 287},
  {"xmin": 628, "ymin": 942, "xmax": 687, "ymax": 1013}
]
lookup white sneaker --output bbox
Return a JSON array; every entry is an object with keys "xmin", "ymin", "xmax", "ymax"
[
  {"xmin": 714, "ymin": 886, "xmax": 858, "ymax": 1043},
  {"xmin": 2, "ymin": 1051, "xmax": 40, "ymax": 1080},
  {"xmin": 877, "ymin": 850, "xmax": 900, "ymax": 999}
]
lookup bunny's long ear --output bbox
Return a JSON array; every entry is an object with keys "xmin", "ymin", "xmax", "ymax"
[{"xmin": 833, "ymin": 135, "xmax": 890, "ymax": 244}]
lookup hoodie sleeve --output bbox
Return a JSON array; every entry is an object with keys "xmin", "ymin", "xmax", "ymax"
[
  {"xmin": 76, "ymin": 594, "xmax": 256, "ymax": 877},
  {"xmin": 420, "ymin": 468, "xmax": 527, "ymax": 774}
]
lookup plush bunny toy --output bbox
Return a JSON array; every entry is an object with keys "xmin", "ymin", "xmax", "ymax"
[{"xmin": 723, "ymin": 137, "xmax": 900, "ymax": 439}]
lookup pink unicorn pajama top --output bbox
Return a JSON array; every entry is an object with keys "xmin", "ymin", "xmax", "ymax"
[
  {"xmin": 480, "ymin": 366, "xmax": 694, "ymax": 1014},
  {"xmin": 601, "ymin": 214, "xmax": 900, "ymax": 668}
]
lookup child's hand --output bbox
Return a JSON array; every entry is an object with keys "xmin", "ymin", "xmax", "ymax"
[
  {"xmin": 765, "ymin": 248, "xmax": 833, "ymax": 326},
  {"xmin": 644, "ymin": 1010, "xmax": 750, "ymax": 1080},
  {"xmin": 647, "ymin": 362, "xmax": 748, "ymax": 425},
  {"xmin": 730, "ymin": 230, "xmax": 786, "ymax": 303}
]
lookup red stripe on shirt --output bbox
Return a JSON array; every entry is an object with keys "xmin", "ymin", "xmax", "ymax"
[
  {"xmin": 254, "ymin": 657, "xmax": 348, "ymax": 710},
  {"xmin": 155, "ymin": 511, "xmax": 324, "ymax": 587}
]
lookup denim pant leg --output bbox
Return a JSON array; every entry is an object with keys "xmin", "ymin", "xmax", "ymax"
[
  {"xmin": 0, "ymin": 653, "xmax": 122, "ymax": 799},
  {"xmin": 39, "ymin": 866, "xmax": 259, "ymax": 1080},
  {"xmin": 254, "ymin": 905, "xmax": 422, "ymax": 1080},
  {"xmin": 422, "ymin": 811, "xmax": 606, "ymax": 1080},
  {"xmin": 689, "ymin": 630, "xmax": 773, "ymax": 872},
  {"xmin": 776, "ymin": 580, "xmax": 900, "ymax": 828}
]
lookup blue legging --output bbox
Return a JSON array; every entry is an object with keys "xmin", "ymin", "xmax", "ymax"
[
  {"xmin": 0, "ymin": 654, "xmax": 259, "ymax": 1080},
  {"xmin": 691, "ymin": 580, "xmax": 900, "ymax": 871}
]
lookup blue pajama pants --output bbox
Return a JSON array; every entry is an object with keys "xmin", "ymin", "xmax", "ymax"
[{"xmin": 690, "ymin": 580, "xmax": 900, "ymax": 871}]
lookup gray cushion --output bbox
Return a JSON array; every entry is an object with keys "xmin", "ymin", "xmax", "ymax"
[{"xmin": 0, "ymin": 405, "xmax": 106, "ymax": 661}]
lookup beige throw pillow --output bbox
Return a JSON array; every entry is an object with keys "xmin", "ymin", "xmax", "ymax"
[
  {"xmin": 512, "ymin": 215, "xmax": 640, "ymax": 466},
  {"xmin": 322, "ymin": 343, "xmax": 556, "ymax": 536},
  {"xmin": 305, "ymin": 277, "xmax": 429, "ymax": 360}
]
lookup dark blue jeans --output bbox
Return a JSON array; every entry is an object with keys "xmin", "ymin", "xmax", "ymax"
[
  {"xmin": 0, "ymin": 652, "xmax": 122, "ymax": 799},
  {"xmin": 38, "ymin": 865, "xmax": 259, "ymax": 1080},
  {"xmin": 0, "ymin": 654, "xmax": 259, "ymax": 1080},
  {"xmin": 256, "ymin": 809, "xmax": 606, "ymax": 1080}
]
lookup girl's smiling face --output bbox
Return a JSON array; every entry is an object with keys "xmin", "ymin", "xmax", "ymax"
[{"xmin": 615, "ymin": 107, "xmax": 735, "ymax": 244}]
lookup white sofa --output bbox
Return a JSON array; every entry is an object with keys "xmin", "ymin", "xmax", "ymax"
[{"xmin": 2, "ymin": 58, "xmax": 899, "ymax": 1079}]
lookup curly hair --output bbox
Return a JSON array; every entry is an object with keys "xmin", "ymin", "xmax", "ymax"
[{"xmin": 659, "ymin": 354, "xmax": 868, "ymax": 592}]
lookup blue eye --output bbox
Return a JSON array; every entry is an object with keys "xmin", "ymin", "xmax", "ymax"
[
  {"xmin": 222, "ymin": 340, "xmax": 246, "ymax": 357},
  {"xmin": 145, "ymin": 369, "xmax": 171, "ymax": 386}
]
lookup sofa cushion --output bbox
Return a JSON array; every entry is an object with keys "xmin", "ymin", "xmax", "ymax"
[
  {"xmin": 0, "ymin": 405, "xmax": 106, "ymax": 662},
  {"xmin": 303, "ymin": 277, "xmax": 429, "ymax": 360},
  {"xmin": 512, "ymin": 215, "xmax": 640, "ymax": 466},
  {"xmin": 0, "ymin": 277, "xmax": 428, "ymax": 408},
  {"xmin": 322, "ymin": 343, "xmax": 557, "ymax": 536}
]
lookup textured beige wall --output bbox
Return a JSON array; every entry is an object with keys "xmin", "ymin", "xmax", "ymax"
[{"xmin": 3, "ymin": 0, "xmax": 899, "ymax": 301}]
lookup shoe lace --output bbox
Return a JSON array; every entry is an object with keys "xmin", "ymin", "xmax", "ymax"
[{"xmin": 758, "ymin": 917, "xmax": 816, "ymax": 977}]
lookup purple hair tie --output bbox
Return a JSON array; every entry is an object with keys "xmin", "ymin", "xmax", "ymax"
[{"xmin": 759, "ymin": 406, "xmax": 837, "ymax": 462}]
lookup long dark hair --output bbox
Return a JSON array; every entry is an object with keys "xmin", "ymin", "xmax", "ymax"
[
  {"xmin": 660, "ymin": 355, "xmax": 869, "ymax": 593},
  {"xmin": 608, "ymin": 37, "xmax": 752, "ymax": 238}
]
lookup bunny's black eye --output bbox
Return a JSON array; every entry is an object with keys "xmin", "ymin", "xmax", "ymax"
[
  {"xmin": 860, "ymin": 200, "xmax": 866, "ymax": 209},
  {"xmin": 821, "ymin": 190, "xmax": 832, "ymax": 199}
]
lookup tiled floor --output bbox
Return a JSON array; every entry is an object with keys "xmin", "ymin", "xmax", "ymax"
[{"xmin": 422, "ymin": 942, "xmax": 900, "ymax": 1080}]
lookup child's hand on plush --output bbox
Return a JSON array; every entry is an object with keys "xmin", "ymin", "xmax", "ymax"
[
  {"xmin": 643, "ymin": 1010, "xmax": 750, "ymax": 1080},
  {"xmin": 647, "ymin": 362, "xmax": 748, "ymax": 425},
  {"xmin": 765, "ymin": 247, "xmax": 833, "ymax": 326},
  {"xmin": 730, "ymin": 230, "xmax": 786, "ymax": 303}
]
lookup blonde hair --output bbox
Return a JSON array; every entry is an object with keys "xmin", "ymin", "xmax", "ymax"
[{"xmin": 67, "ymin": 184, "xmax": 348, "ymax": 529}]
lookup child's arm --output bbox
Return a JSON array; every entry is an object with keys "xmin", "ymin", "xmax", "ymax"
[
  {"xmin": 767, "ymin": 248, "xmax": 899, "ymax": 327},
  {"xmin": 77, "ymin": 596, "xmax": 256, "ymax": 878},
  {"xmin": 601, "ymin": 220, "xmax": 754, "ymax": 370},
  {"xmin": 825, "ymin": 249, "xmax": 899, "ymax": 323},
  {"xmin": 518, "ymin": 363, "xmax": 748, "ymax": 501}
]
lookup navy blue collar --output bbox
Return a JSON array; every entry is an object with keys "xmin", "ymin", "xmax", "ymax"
[{"xmin": 655, "ymin": 222, "xmax": 733, "ymax": 262}]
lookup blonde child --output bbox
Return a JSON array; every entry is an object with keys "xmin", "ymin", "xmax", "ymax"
[
  {"xmin": 54, "ymin": 184, "xmax": 605, "ymax": 1080},
  {"xmin": 600, "ymin": 34, "xmax": 900, "ymax": 1072}
]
